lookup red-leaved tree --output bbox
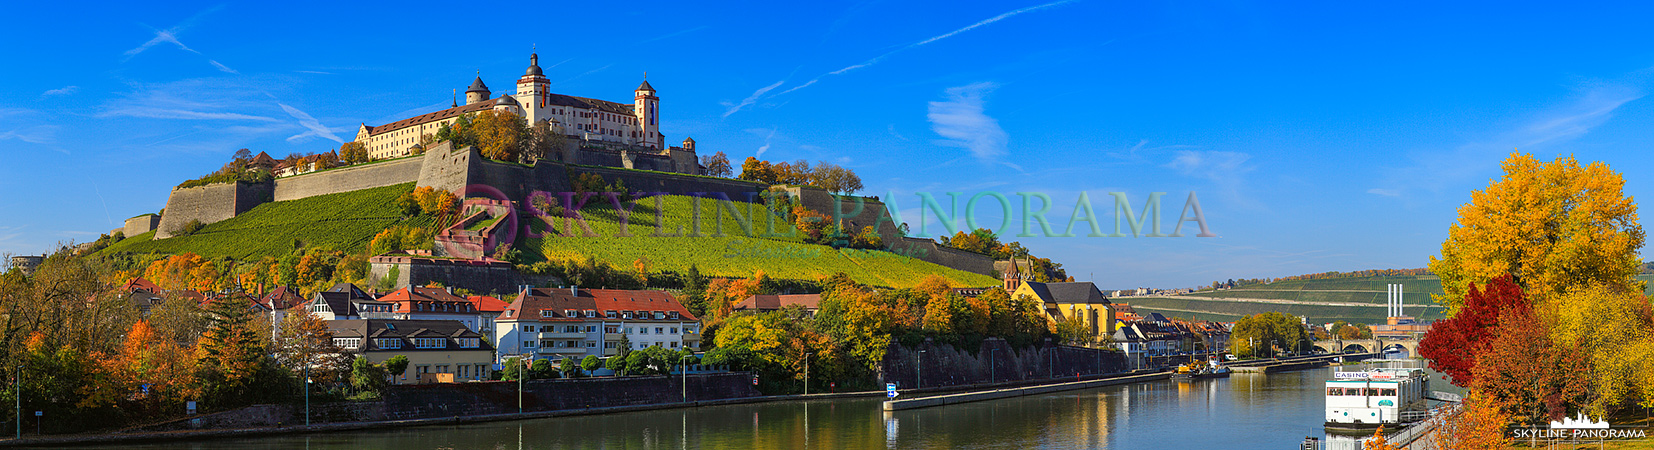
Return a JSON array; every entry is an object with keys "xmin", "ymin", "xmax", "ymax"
[{"xmin": 1417, "ymin": 274, "xmax": 1527, "ymax": 386}]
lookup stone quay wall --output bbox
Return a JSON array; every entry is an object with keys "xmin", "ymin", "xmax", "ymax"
[{"xmin": 881, "ymin": 338, "xmax": 1128, "ymax": 390}]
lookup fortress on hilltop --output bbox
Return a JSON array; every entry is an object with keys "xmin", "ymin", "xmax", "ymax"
[
  {"xmin": 354, "ymin": 53, "xmax": 698, "ymax": 174},
  {"xmin": 142, "ymin": 54, "xmax": 995, "ymax": 280}
]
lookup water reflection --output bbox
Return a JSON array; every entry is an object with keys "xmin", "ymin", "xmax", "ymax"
[{"xmin": 70, "ymin": 361, "xmax": 1453, "ymax": 450}]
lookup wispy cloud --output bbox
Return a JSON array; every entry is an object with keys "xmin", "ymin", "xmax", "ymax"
[
  {"xmin": 123, "ymin": 6, "xmax": 237, "ymax": 74},
  {"xmin": 1107, "ymin": 139, "xmax": 1200, "ymax": 165},
  {"xmin": 1167, "ymin": 150, "xmax": 1253, "ymax": 184},
  {"xmin": 41, "ymin": 86, "xmax": 78, "ymax": 97},
  {"xmin": 98, "ymin": 107, "xmax": 277, "ymax": 122},
  {"xmin": 295, "ymin": 70, "xmax": 333, "ymax": 75},
  {"xmin": 888, "ymin": 124, "xmax": 909, "ymax": 141},
  {"xmin": 928, "ymin": 82, "xmax": 1008, "ymax": 162},
  {"xmin": 761, "ymin": 0, "xmax": 1075, "ymax": 100},
  {"xmin": 639, "ymin": 26, "xmax": 709, "ymax": 44},
  {"xmin": 559, "ymin": 64, "xmax": 614, "ymax": 84},
  {"xmin": 0, "ymin": 126, "xmax": 59, "ymax": 144},
  {"xmin": 278, "ymin": 103, "xmax": 343, "ymax": 143},
  {"xmin": 723, "ymin": 80, "xmax": 785, "ymax": 118},
  {"xmin": 1369, "ymin": 82, "xmax": 1643, "ymax": 198},
  {"xmin": 209, "ymin": 60, "xmax": 239, "ymax": 74},
  {"xmin": 753, "ymin": 128, "xmax": 777, "ymax": 158}
]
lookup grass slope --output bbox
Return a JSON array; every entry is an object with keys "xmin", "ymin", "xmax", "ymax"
[
  {"xmin": 522, "ymin": 194, "xmax": 998, "ymax": 289},
  {"xmin": 1125, "ymin": 275, "xmax": 1449, "ymax": 324},
  {"xmin": 101, "ymin": 183, "xmax": 428, "ymax": 259}
]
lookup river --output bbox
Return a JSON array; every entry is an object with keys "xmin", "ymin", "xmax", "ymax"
[{"xmin": 78, "ymin": 360, "xmax": 1451, "ymax": 450}]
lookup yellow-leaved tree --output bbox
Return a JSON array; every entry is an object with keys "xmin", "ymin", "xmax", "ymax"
[
  {"xmin": 469, "ymin": 110, "xmax": 526, "ymax": 162},
  {"xmin": 1547, "ymin": 282, "xmax": 1654, "ymax": 413},
  {"xmin": 1429, "ymin": 152, "xmax": 1644, "ymax": 312}
]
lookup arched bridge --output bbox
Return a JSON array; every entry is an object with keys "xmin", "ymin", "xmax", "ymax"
[{"xmin": 1312, "ymin": 339, "xmax": 1418, "ymax": 358}]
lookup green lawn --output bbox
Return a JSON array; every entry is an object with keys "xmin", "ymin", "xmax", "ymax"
[{"xmin": 100, "ymin": 183, "xmax": 430, "ymax": 260}]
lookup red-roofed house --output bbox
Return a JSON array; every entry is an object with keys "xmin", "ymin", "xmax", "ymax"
[
  {"xmin": 378, "ymin": 286, "xmax": 488, "ymax": 332},
  {"xmin": 467, "ymin": 295, "xmax": 509, "ymax": 342},
  {"xmin": 731, "ymin": 294, "xmax": 821, "ymax": 316},
  {"xmin": 495, "ymin": 287, "xmax": 700, "ymax": 362}
]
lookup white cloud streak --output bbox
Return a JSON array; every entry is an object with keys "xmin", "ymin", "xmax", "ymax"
[
  {"xmin": 0, "ymin": 126, "xmax": 58, "ymax": 144},
  {"xmin": 764, "ymin": 0, "xmax": 1074, "ymax": 100},
  {"xmin": 278, "ymin": 103, "xmax": 344, "ymax": 143},
  {"xmin": 41, "ymin": 86, "xmax": 78, "ymax": 97},
  {"xmin": 724, "ymin": 80, "xmax": 785, "ymax": 118},
  {"xmin": 928, "ymin": 82, "xmax": 1008, "ymax": 162}
]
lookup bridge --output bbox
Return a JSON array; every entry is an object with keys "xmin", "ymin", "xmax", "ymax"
[{"xmin": 1311, "ymin": 338, "xmax": 1419, "ymax": 358}]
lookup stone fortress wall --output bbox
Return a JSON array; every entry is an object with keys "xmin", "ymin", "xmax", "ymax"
[{"xmin": 148, "ymin": 142, "xmax": 993, "ymax": 277}]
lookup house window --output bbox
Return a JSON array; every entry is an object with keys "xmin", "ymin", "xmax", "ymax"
[
  {"xmin": 605, "ymin": 310, "xmax": 617, "ymax": 318},
  {"xmin": 457, "ymin": 338, "xmax": 479, "ymax": 348},
  {"xmin": 524, "ymin": 325, "xmax": 536, "ymax": 333},
  {"xmin": 565, "ymin": 325, "xmax": 578, "ymax": 333},
  {"xmin": 670, "ymin": 328, "xmax": 678, "ymax": 334},
  {"xmin": 605, "ymin": 326, "xmax": 618, "ymax": 333},
  {"xmin": 655, "ymin": 327, "xmax": 664, "ymax": 334},
  {"xmin": 414, "ymin": 338, "xmax": 445, "ymax": 349},
  {"xmin": 544, "ymin": 340, "xmax": 558, "ymax": 348},
  {"xmin": 640, "ymin": 328, "xmax": 649, "ymax": 335},
  {"xmin": 376, "ymin": 338, "xmax": 402, "ymax": 349},
  {"xmin": 586, "ymin": 341, "xmax": 596, "ymax": 348},
  {"xmin": 523, "ymin": 340, "xmax": 536, "ymax": 348},
  {"xmin": 622, "ymin": 311, "xmax": 633, "ymax": 319},
  {"xmin": 670, "ymin": 342, "xmax": 678, "ymax": 348},
  {"xmin": 586, "ymin": 326, "xmax": 597, "ymax": 333},
  {"xmin": 333, "ymin": 338, "xmax": 361, "ymax": 349}
]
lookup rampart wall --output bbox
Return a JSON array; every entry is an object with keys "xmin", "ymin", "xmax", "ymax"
[
  {"xmin": 155, "ymin": 181, "xmax": 272, "ymax": 238},
  {"xmin": 272, "ymin": 156, "xmax": 424, "ymax": 201}
]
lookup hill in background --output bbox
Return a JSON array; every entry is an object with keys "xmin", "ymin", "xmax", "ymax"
[{"xmin": 1122, "ymin": 274, "xmax": 1448, "ymax": 325}]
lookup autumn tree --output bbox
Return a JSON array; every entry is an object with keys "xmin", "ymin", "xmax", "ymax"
[
  {"xmin": 197, "ymin": 295, "xmax": 285, "ymax": 407},
  {"xmin": 808, "ymin": 161, "xmax": 863, "ymax": 194},
  {"xmin": 1417, "ymin": 275, "xmax": 1528, "ymax": 386},
  {"xmin": 274, "ymin": 308, "xmax": 346, "ymax": 384},
  {"xmin": 701, "ymin": 151, "xmax": 733, "ymax": 177},
  {"xmin": 1230, "ymin": 312, "xmax": 1311, "ymax": 358},
  {"xmin": 1429, "ymin": 397, "xmax": 1513, "ymax": 450},
  {"xmin": 738, "ymin": 157, "xmax": 779, "ymax": 184},
  {"xmin": 1429, "ymin": 152, "xmax": 1644, "ymax": 311},
  {"xmin": 470, "ymin": 110, "xmax": 529, "ymax": 162},
  {"xmin": 1545, "ymin": 282, "xmax": 1654, "ymax": 414},
  {"xmin": 1469, "ymin": 299, "xmax": 1590, "ymax": 423},
  {"xmin": 521, "ymin": 119, "xmax": 565, "ymax": 163},
  {"xmin": 339, "ymin": 141, "xmax": 368, "ymax": 164}
]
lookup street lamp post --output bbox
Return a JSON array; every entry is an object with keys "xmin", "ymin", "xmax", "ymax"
[
  {"xmin": 915, "ymin": 349, "xmax": 926, "ymax": 390},
  {"xmin": 303, "ymin": 362, "xmax": 311, "ymax": 426},
  {"xmin": 989, "ymin": 349, "xmax": 998, "ymax": 384},
  {"xmin": 14, "ymin": 365, "xmax": 20, "ymax": 439}
]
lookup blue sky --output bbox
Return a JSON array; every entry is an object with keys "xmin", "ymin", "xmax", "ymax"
[{"xmin": 5, "ymin": 1, "xmax": 1654, "ymax": 288}]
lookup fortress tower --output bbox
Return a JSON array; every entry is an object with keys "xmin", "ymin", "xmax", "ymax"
[
  {"xmin": 514, "ymin": 53, "xmax": 550, "ymax": 123},
  {"xmin": 465, "ymin": 76, "xmax": 491, "ymax": 105},
  {"xmin": 635, "ymin": 78, "xmax": 659, "ymax": 149}
]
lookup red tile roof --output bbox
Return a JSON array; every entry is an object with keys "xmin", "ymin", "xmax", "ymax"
[
  {"xmin": 500, "ymin": 288, "xmax": 695, "ymax": 322},
  {"xmin": 467, "ymin": 295, "xmax": 509, "ymax": 313},
  {"xmin": 258, "ymin": 286, "xmax": 307, "ymax": 310},
  {"xmin": 379, "ymin": 286, "xmax": 473, "ymax": 313},
  {"xmin": 733, "ymin": 294, "xmax": 821, "ymax": 311},
  {"xmin": 120, "ymin": 277, "xmax": 162, "ymax": 294},
  {"xmin": 363, "ymin": 97, "xmax": 505, "ymax": 137}
]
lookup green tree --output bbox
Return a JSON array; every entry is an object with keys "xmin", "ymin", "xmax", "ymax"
[
  {"xmin": 197, "ymin": 295, "xmax": 286, "ymax": 407},
  {"xmin": 605, "ymin": 353, "xmax": 627, "ymax": 375},
  {"xmin": 383, "ymin": 355, "xmax": 409, "ymax": 383},
  {"xmin": 349, "ymin": 356, "xmax": 387, "ymax": 397},
  {"xmin": 339, "ymin": 142, "xmax": 368, "ymax": 164},
  {"xmin": 581, "ymin": 355, "xmax": 602, "ymax": 375},
  {"xmin": 1230, "ymin": 312, "xmax": 1309, "ymax": 358},
  {"xmin": 559, "ymin": 357, "xmax": 580, "ymax": 378}
]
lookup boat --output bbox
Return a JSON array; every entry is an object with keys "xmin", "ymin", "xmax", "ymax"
[
  {"xmin": 1171, "ymin": 360, "xmax": 1232, "ymax": 380},
  {"xmin": 1324, "ymin": 368, "xmax": 1430, "ymax": 433}
]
